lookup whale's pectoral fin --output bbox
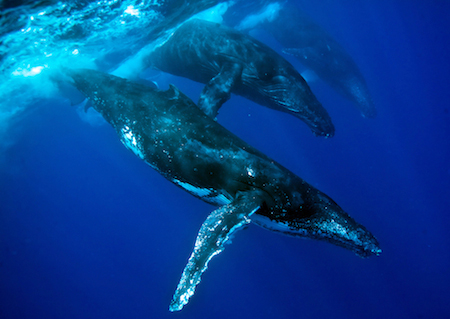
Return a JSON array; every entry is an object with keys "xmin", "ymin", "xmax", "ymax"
[
  {"xmin": 169, "ymin": 191, "xmax": 262, "ymax": 312},
  {"xmin": 198, "ymin": 62, "xmax": 243, "ymax": 119}
]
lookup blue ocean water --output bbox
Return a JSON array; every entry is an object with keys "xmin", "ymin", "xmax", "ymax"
[{"xmin": 1, "ymin": 1, "xmax": 449, "ymax": 318}]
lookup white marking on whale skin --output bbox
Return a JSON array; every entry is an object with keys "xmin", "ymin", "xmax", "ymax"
[
  {"xmin": 175, "ymin": 180, "xmax": 213, "ymax": 198},
  {"xmin": 251, "ymin": 214, "xmax": 308, "ymax": 237},
  {"xmin": 173, "ymin": 180, "xmax": 232, "ymax": 206},
  {"xmin": 208, "ymin": 193, "xmax": 232, "ymax": 206},
  {"xmin": 120, "ymin": 125, "xmax": 145, "ymax": 160}
]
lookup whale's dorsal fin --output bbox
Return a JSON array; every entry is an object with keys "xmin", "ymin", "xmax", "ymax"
[
  {"xmin": 169, "ymin": 190, "xmax": 264, "ymax": 311},
  {"xmin": 197, "ymin": 62, "xmax": 243, "ymax": 119},
  {"xmin": 166, "ymin": 84, "xmax": 181, "ymax": 100}
]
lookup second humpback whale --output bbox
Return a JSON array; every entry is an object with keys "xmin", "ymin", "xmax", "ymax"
[
  {"xmin": 65, "ymin": 69, "xmax": 380, "ymax": 311},
  {"xmin": 145, "ymin": 18, "xmax": 335, "ymax": 137},
  {"xmin": 236, "ymin": 2, "xmax": 377, "ymax": 118}
]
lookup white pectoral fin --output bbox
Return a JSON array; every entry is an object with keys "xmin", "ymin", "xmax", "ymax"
[{"xmin": 169, "ymin": 193, "xmax": 262, "ymax": 312}]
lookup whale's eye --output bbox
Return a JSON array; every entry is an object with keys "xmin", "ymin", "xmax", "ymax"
[
  {"xmin": 258, "ymin": 66, "xmax": 277, "ymax": 81},
  {"xmin": 262, "ymin": 72, "xmax": 272, "ymax": 80}
]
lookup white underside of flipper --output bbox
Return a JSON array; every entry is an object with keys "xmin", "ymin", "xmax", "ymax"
[{"xmin": 169, "ymin": 192, "xmax": 263, "ymax": 311}]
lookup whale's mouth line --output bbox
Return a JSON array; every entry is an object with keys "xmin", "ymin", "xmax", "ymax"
[{"xmin": 252, "ymin": 214, "xmax": 381, "ymax": 258}]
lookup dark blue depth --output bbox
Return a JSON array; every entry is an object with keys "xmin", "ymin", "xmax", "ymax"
[{"xmin": 1, "ymin": 1, "xmax": 450, "ymax": 318}]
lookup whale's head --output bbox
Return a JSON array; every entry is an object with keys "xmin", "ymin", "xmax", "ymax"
[
  {"xmin": 252, "ymin": 186, "xmax": 381, "ymax": 258},
  {"xmin": 246, "ymin": 67, "xmax": 335, "ymax": 138},
  {"xmin": 64, "ymin": 68, "xmax": 126, "ymax": 121},
  {"xmin": 65, "ymin": 68, "xmax": 161, "ymax": 124}
]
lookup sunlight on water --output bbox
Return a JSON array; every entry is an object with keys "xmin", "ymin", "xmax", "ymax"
[
  {"xmin": 0, "ymin": 0, "xmax": 229, "ymax": 157},
  {"xmin": 0, "ymin": 0, "xmax": 163, "ymax": 156},
  {"xmin": 191, "ymin": 1, "xmax": 230, "ymax": 23},
  {"xmin": 0, "ymin": 0, "xmax": 231, "ymax": 162},
  {"xmin": 125, "ymin": 5, "xmax": 141, "ymax": 17},
  {"xmin": 236, "ymin": 2, "xmax": 281, "ymax": 30},
  {"xmin": 112, "ymin": 1, "xmax": 232, "ymax": 80}
]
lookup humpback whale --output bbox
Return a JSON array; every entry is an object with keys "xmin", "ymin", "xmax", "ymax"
[
  {"xmin": 237, "ymin": 2, "xmax": 376, "ymax": 118},
  {"xmin": 145, "ymin": 18, "xmax": 335, "ymax": 137},
  {"xmin": 66, "ymin": 69, "xmax": 380, "ymax": 311}
]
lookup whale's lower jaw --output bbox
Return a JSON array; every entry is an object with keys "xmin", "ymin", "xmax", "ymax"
[{"xmin": 250, "ymin": 213, "xmax": 381, "ymax": 258}]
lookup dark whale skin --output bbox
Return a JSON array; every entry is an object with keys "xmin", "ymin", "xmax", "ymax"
[
  {"xmin": 66, "ymin": 69, "xmax": 380, "ymax": 311},
  {"xmin": 147, "ymin": 19, "xmax": 335, "ymax": 137}
]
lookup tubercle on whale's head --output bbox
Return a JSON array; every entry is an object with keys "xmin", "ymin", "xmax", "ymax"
[
  {"xmin": 253, "ymin": 188, "xmax": 381, "ymax": 258},
  {"xmin": 304, "ymin": 193, "xmax": 382, "ymax": 258}
]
